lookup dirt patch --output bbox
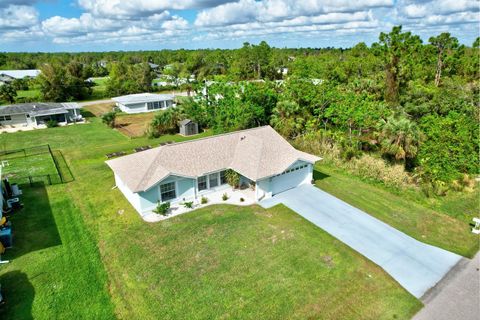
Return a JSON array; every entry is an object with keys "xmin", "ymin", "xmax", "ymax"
[
  {"xmin": 83, "ymin": 102, "xmax": 115, "ymax": 117},
  {"xmin": 115, "ymin": 112, "xmax": 157, "ymax": 138}
]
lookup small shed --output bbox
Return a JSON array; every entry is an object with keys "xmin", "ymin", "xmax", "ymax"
[{"xmin": 178, "ymin": 119, "xmax": 199, "ymax": 136}]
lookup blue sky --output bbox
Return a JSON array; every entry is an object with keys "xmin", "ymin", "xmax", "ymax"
[{"xmin": 1, "ymin": 0, "xmax": 478, "ymax": 52}]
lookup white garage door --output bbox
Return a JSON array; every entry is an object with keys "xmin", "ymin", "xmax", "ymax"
[{"xmin": 271, "ymin": 164, "xmax": 310, "ymax": 195}]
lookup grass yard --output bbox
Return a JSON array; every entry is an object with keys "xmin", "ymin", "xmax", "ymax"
[
  {"xmin": 16, "ymin": 88, "xmax": 41, "ymax": 100},
  {"xmin": 1, "ymin": 153, "xmax": 56, "ymax": 178},
  {"xmin": 314, "ymin": 165, "xmax": 479, "ymax": 258},
  {"xmin": 90, "ymin": 77, "xmax": 109, "ymax": 100},
  {"xmin": 0, "ymin": 184, "xmax": 115, "ymax": 319},
  {"xmin": 0, "ymin": 118, "xmax": 477, "ymax": 319}
]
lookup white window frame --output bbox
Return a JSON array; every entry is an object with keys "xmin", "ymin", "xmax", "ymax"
[
  {"xmin": 159, "ymin": 181, "xmax": 177, "ymax": 202},
  {"xmin": 209, "ymin": 172, "xmax": 219, "ymax": 188},
  {"xmin": 197, "ymin": 175, "xmax": 208, "ymax": 191}
]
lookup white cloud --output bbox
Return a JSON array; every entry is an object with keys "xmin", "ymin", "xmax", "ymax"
[
  {"xmin": 195, "ymin": 0, "xmax": 393, "ymax": 26},
  {"xmin": 0, "ymin": 4, "xmax": 38, "ymax": 29},
  {"xmin": 41, "ymin": 9, "xmax": 190, "ymax": 45},
  {"xmin": 77, "ymin": 0, "xmax": 232, "ymax": 18},
  {"xmin": 399, "ymin": 0, "xmax": 479, "ymax": 18}
]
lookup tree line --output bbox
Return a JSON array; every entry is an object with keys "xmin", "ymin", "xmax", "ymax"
[{"xmin": 0, "ymin": 26, "xmax": 478, "ymax": 193}]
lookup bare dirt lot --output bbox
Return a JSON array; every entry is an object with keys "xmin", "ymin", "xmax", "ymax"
[{"xmin": 115, "ymin": 112, "xmax": 156, "ymax": 138}]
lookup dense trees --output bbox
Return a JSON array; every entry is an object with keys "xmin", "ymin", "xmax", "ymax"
[
  {"xmin": 0, "ymin": 84, "xmax": 16, "ymax": 103},
  {"xmin": 37, "ymin": 61, "xmax": 92, "ymax": 101},
  {"xmin": 106, "ymin": 62, "xmax": 154, "ymax": 96},
  {"xmin": 0, "ymin": 26, "xmax": 478, "ymax": 191}
]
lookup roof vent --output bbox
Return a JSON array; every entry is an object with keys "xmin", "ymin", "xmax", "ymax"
[{"xmin": 240, "ymin": 136, "xmax": 246, "ymax": 141}]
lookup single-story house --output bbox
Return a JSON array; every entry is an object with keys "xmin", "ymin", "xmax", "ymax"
[
  {"xmin": 112, "ymin": 93, "xmax": 175, "ymax": 114},
  {"xmin": 178, "ymin": 119, "xmax": 199, "ymax": 136},
  {"xmin": 0, "ymin": 102, "xmax": 82, "ymax": 128},
  {"xmin": 0, "ymin": 69, "xmax": 41, "ymax": 85},
  {"xmin": 106, "ymin": 126, "xmax": 321, "ymax": 216}
]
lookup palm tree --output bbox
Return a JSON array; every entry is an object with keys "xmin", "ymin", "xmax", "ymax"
[
  {"xmin": 270, "ymin": 100, "xmax": 305, "ymax": 138},
  {"xmin": 379, "ymin": 115, "xmax": 423, "ymax": 162}
]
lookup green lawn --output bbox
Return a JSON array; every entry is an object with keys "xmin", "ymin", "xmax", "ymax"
[
  {"xmin": 0, "ymin": 185, "xmax": 115, "ymax": 319},
  {"xmin": 16, "ymin": 89, "xmax": 41, "ymax": 100},
  {"xmin": 0, "ymin": 118, "xmax": 477, "ymax": 318},
  {"xmin": 0, "ymin": 153, "xmax": 56, "ymax": 178}
]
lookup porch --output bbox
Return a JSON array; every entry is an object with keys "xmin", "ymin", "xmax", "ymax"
[{"xmin": 142, "ymin": 186, "xmax": 256, "ymax": 222}]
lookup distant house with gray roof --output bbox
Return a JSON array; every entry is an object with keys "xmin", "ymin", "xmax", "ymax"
[
  {"xmin": 0, "ymin": 69, "xmax": 41, "ymax": 85},
  {"xmin": 112, "ymin": 93, "xmax": 175, "ymax": 114},
  {"xmin": 0, "ymin": 102, "xmax": 82, "ymax": 129}
]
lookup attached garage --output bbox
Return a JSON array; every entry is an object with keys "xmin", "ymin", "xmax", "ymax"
[{"xmin": 271, "ymin": 162, "xmax": 312, "ymax": 195}]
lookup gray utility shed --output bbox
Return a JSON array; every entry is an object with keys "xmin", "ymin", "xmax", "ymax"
[{"xmin": 178, "ymin": 119, "xmax": 199, "ymax": 136}]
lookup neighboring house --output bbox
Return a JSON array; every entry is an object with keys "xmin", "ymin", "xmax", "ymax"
[
  {"xmin": 0, "ymin": 102, "xmax": 82, "ymax": 128},
  {"xmin": 148, "ymin": 62, "xmax": 159, "ymax": 70},
  {"xmin": 0, "ymin": 69, "xmax": 40, "ymax": 85},
  {"xmin": 112, "ymin": 93, "xmax": 175, "ymax": 114},
  {"xmin": 178, "ymin": 119, "xmax": 199, "ymax": 136},
  {"xmin": 106, "ymin": 126, "xmax": 321, "ymax": 216}
]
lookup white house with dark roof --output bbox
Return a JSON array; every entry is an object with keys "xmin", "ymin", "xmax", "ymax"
[
  {"xmin": 0, "ymin": 70, "xmax": 41, "ymax": 85},
  {"xmin": 112, "ymin": 93, "xmax": 175, "ymax": 114},
  {"xmin": 106, "ymin": 126, "xmax": 321, "ymax": 217},
  {"xmin": 0, "ymin": 102, "xmax": 82, "ymax": 129}
]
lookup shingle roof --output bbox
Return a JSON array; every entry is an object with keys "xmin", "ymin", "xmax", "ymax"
[
  {"xmin": 112, "ymin": 93, "xmax": 174, "ymax": 105},
  {"xmin": 106, "ymin": 126, "xmax": 322, "ymax": 192},
  {"xmin": 0, "ymin": 70, "xmax": 40, "ymax": 79},
  {"xmin": 0, "ymin": 102, "xmax": 80, "ymax": 116}
]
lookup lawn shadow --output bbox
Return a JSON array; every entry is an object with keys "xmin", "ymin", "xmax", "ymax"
[
  {"xmin": 0, "ymin": 271, "xmax": 34, "ymax": 320},
  {"xmin": 3, "ymin": 182, "xmax": 62, "ymax": 260},
  {"xmin": 313, "ymin": 169, "xmax": 330, "ymax": 181},
  {"xmin": 80, "ymin": 110, "xmax": 96, "ymax": 118}
]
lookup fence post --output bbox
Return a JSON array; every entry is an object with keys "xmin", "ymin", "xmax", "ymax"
[
  {"xmin": 29, "ymin": 176, "xmax": 33, "ymax": 187},
  {"xmin": 47, "ymin": 174, "xmax": 52, "ymax": 185}
]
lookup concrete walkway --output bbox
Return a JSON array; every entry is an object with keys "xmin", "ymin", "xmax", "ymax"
[
  {"xmin": 413, "ymin": 252, "xmax": 480, "ymax": 320},
  {"xmin": 260, "ymin": 184, "xmax": 461, "ymax": 298}
]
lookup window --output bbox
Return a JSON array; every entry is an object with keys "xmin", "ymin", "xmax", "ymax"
[
  {"xmin": 147, "ymin": 101, "xmax": 162, "ymax": 110},
  {"xmin": 209, "ymin": 173, "xmax": 219, "ymax": 188},
  {"xmin": 160, "ymin": 182, "xmax": 176, "ymax": 201},
  {"xmin": 198, "ymin": 176, "xmax": 207, "ymax": 191},
  {"xmin": 0, "ymin": 115, "xmax": 11, "ymax": 121},
  {"xmin": 220, "ymin": 170, "xmax": 227, "ymax": 185}
]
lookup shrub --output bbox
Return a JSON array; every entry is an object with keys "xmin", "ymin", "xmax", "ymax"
[
  {"xmin": 225, "ymin": 169, "xmax": 240, "ymax": 188},
  {"xmin": 46, "ymin": 120, "xmax": 58, "ymax": 128},
  {"xmin": 348, "ymin": 155, "xmax": 410, "ymax": 189},
  {"xmin": 102, "ymin": 111, "xmax": 117, "ymax": 128},
  {"xmin": 222, "ymin": 193, "xmax": 229, "ymax": 201},
  {"xmin": 153, "ymin": 202, "xmax": 170, "ymax": 216},
  {"xmin": 201, "ymin": 196, "xmax": 208, "ymax": 204},
  {"xmin": 183, "ymin": 201, "xmax": 194, "ymax": 209}
]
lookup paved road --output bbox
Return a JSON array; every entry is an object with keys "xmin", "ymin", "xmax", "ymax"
[
  {"xmin": 413, "ymin": 252, "xmax": 480, "ymax": 320},
  {"xmin": 260, "ymin": 184, "xmax": 461, "ymax": 298}
]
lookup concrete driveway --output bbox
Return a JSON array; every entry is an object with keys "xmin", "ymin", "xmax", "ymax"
[{"xmin": 260, "ymin": 184, "xmax": 461, "ymax": 298}]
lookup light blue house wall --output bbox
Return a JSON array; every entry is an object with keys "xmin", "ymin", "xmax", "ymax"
[{"xmin": 137, "ymin": 175, "xmax": 196, "ymax": 211}]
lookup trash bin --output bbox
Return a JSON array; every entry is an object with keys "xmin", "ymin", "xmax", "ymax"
[{"xmin": 0, "ymin": 228, "xmax": 12, "ymax": 248}]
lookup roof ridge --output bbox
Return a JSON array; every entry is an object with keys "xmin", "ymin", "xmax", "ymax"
[
  {"xmin": 162, "ymin": 125, "xmax": 272, "ymax": 148},
  {"xmin": 253, "ymin": 137, "xmax": 265, "ymax": 179},
  {"xmin": 135, "ymin": 148, "xmax": 166, "ymax": 191}
]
